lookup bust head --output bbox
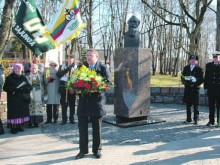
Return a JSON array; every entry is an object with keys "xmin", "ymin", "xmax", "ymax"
[
  {"xmin": 128, "ymin": 15, "xmax": 140, "ymax": 29},
  {"xmin": 124, "ymin": 15, "xmax": 141, "ymax": 48}
]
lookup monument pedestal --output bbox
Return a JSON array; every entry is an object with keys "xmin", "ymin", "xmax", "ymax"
[
  {"xmin": 114, "ymin": 48, "xmax": 151, "ymax": 123},
  {"xmin": 103, "ymin": 115, "xmax": 166, "ymax": 128},
  {"xmin": 103, "ymin": 48, "xmax": 166, "ymax": 127}
]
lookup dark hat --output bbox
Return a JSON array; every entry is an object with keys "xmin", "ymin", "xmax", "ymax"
[
  {"xmin": 189, "ymin": 55, "xmax": 198, "ymax": 60},
  {"xmin": 212, "ymin": 51, "xmax": 220, "ymax": 58}
]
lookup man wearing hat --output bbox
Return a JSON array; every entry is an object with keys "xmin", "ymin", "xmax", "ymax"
[
  {"xmin": 204, "ymin": 51, "xmax": 220, "ymax": 126},
  {"xmin": 56, "ymin": 54, "xmax": 77, "ymax": 125},
  {"xmin": 181, "ymin": 55, "xmax": 204, "ymax": 125}
]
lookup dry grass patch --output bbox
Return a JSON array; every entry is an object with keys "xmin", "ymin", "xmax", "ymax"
[{"xmin": 150, "ymin": 74, "xmax": 183, "ymax": 87}]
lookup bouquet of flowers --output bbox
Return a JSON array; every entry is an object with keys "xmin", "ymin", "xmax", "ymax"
[
  {"xmin": 67, "ymin": 65, "xmax": 111, "ymax": 94},
  {"xmin": 181, "ymin": 75, "xmax": 196, "ymax": 86}
]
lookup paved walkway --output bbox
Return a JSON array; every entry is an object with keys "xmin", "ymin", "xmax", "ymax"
[{"xmin": 1, "ymin": 104, "xmax": 220, "ymax": 165}]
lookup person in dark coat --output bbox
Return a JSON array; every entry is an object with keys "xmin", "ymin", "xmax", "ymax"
[
  {"xmin": 181, "ymin": 55, "xmax": 204, "ymax": 125},
  {"xmin": 0, "ymin": 64, "xmax": 5, "ymax": 135},
  {"xmin": 24, "ymin": 62, "xmax": 31, "ymax": 76},
  {"xmin": 75, "ymin": 49, "xmax": 112, "ymax": 159},
  {"xmin": 56, "ymin": 55, "xmax": 78, "ymax": 125},
  {"xmin": 3, "ymin": 63, "xmax": 33, "ymax": 134},
  {"xmin": 204, "ymin": 51, "xmax": 220, "ymax": 126}
]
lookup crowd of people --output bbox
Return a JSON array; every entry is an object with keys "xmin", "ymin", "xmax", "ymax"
[
  {"xmin": 0, "ymin": 49, "xmax": 220, "ymax": 160},
  {"xmin": 182, "ymin": 52, "xmax": 220, "ymax": 126},
  {"xmin": 0, "ymin": 49, "xmax": 112, "ymax": 159}
]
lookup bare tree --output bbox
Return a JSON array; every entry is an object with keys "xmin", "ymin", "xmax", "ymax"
[
  {"xmin": 0, "ymin": 0, "xmax": 15, "ymax": 58},
  {"xmin": 216, "ymin": 0, "xmax": 220, "ymax": 50},
  {"xmin": 141, "ymin": 0, "xmax": 213, "ymax": 56}
]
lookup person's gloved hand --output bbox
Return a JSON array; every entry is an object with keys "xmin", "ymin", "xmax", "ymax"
[
  {"xmin": 191, "ymin": 77, "xmax": 196, "ymax": 82},
  {"xmin": 48, "ymin": 77, "xmax": 55, "ymax": 82},
  {"xmin": 64, "ymin": 63, "xmax": 75, "ymax": 73},
  {"xmin": 64, "ymin": 67, "xmax": 71, "ymax": 73}
]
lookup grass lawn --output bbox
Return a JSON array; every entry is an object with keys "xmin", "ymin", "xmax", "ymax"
[
  {"xmin": 150, "ymin": 73, "xmax": 183, "ymax": 87},
  {"xmin": 111, "ymin": 71, "xmax": 184, "ymax": 87}
]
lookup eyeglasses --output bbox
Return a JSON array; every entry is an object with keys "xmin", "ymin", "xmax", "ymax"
[{"xmin": 50, "ymin": 64, "xmax": 57, "ymax": 67}]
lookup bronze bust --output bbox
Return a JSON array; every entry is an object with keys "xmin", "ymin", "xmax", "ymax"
[{"xmin": 124, "ymin": 15, "xmax": 140, "ymax": 48}]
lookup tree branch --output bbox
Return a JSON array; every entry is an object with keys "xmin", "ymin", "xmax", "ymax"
[
  {"xmin": 179, "ymin": 0, "xmax": 197, "ymax": 23},
  {"xmin": 141, "ymin": 0, "xmax": 182, "ymax": 27}
]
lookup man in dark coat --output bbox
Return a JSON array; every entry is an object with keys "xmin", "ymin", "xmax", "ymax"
[
  {"xmin": 181, "ymin": 55, "xmax": 204, "ymax": 125},
  {"xmin": 204, "ymin": 51, "xmax": 220, "ymax": 126},
  {"xmin": 75, "ymin": 49, "xmax": 112, "ymax": 159},
  {"xmin": 56, "ymin": 55, "xmax": 77, "ymax": 125}
]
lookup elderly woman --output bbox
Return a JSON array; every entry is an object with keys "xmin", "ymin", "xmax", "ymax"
[
  {"xmin": 3, "ymin": 63, "xmax": 33, "ymax": 134},
  {"xmin": 43, "ymin": 61, "xmax": 60, "ymax": 124},
  {"xmin": 26, "ymin": 64, "xmax": 44, "ymax": 128}
]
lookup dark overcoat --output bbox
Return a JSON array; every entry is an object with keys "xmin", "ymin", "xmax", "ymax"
[
  {"xmin": 56, "ymin": 63, "xmax": 76, "ymax": 94},
  {"xmin": 3, "ymin": 73, "xmax": 33, "ymax": 119},
  {"xmin": 204, "ymin": 62, "xmax": 220, "ymax": 97},
  {"xmin": 77, "ymin": 61, "xmax": 112, "ymax": 117},
  {"xmin": 182, "ymin": 65, "xmax": 203, "ymax": 104}
]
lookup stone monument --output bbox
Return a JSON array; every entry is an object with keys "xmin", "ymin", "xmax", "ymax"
[
  {"xmin": 114, "ymin": 15, "xmax": 151, "ymax": 124},
  {"xmin": 124, "ymin": 15, "xmax": 141, "ymax": 48}
]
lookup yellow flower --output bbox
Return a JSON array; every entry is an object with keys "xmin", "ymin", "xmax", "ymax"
[{"xmin": 67, "ymin": 65, "xmax": 112, "ymax": 94}]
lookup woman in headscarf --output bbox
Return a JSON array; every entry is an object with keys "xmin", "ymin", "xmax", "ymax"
[
  {"xmin": 26, "ymin": 64, "xmax": 44, "ymax": 128},
  {"xmin": 3, "ymin": 63, "xmax": 33, "ymax": 134}
]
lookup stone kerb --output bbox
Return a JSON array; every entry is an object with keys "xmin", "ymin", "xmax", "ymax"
[
  {"xmin": 150, "ymin": 87, "xmax": 207, "ymax": 105},
  {"xmin": 106, "ymin": 87, "xmax": 208, "ymax": 105}
]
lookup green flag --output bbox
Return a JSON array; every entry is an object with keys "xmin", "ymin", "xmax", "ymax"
[{"xmin": 12, "ymin": 0, "xmax": 54, "ymax": 56}]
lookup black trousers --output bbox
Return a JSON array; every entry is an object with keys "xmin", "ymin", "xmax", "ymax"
[
  {"xmin": 60, "ymin": 92, "xmax": 76, "ymax": 122},
  {"xmin": 186, "ymin": 103, "xmax": 199, "ymax": 122},
  {"xmin": 0, "ymin": 118, "xmax": 4, "ymax": 134},
  {"xmin": 78, "ymin": 116, "xmax": 102, "ymax": 154},
  {"xmin": 46, "ymin": 104, "xmax": 59, "ymax": 122},
  {"xmin": 208, "ymin": 95, "xmax": 220, "ymax": 124}
]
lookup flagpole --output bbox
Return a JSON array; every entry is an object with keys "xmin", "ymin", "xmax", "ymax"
[
  {"xmin": 65, "ymin": 40, "xmax": 77, "ymax": 103},
  {"xmin": 28, "ymin": 49, "xmax": 32, "ymax": 62},
  {"xmin": 65, "ymin": 44, "xmax": 70, "ymax": 103},
  {"xmin": 74, "ymin": 40, "xmax": 76, "ymax": 64}
]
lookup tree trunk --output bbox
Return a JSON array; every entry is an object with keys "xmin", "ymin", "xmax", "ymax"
[
  {"xmin": 22, "ymin": 45, "xmax": 27, "ymax": 59},
  {"xmin": 189, "ymin": 30, "xmax": 201, "ymax": 55},
  {"xmin": 0, "ymin": 0, "xmax": 15, "ymax": 59},
  {"xmin": 172, "ymin": 49, "xmax": 180, "ymax": 77},
  {"xmin": 216, "ymin": 0, "xmax": 220, "ymax": 51},
  {"xmin": 159, "ymin": 50, "xmax": 164, "ymax": 74},
  {"xmin": 87, "ymin": 0, "xmax": 93, "ymax": 48}
]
